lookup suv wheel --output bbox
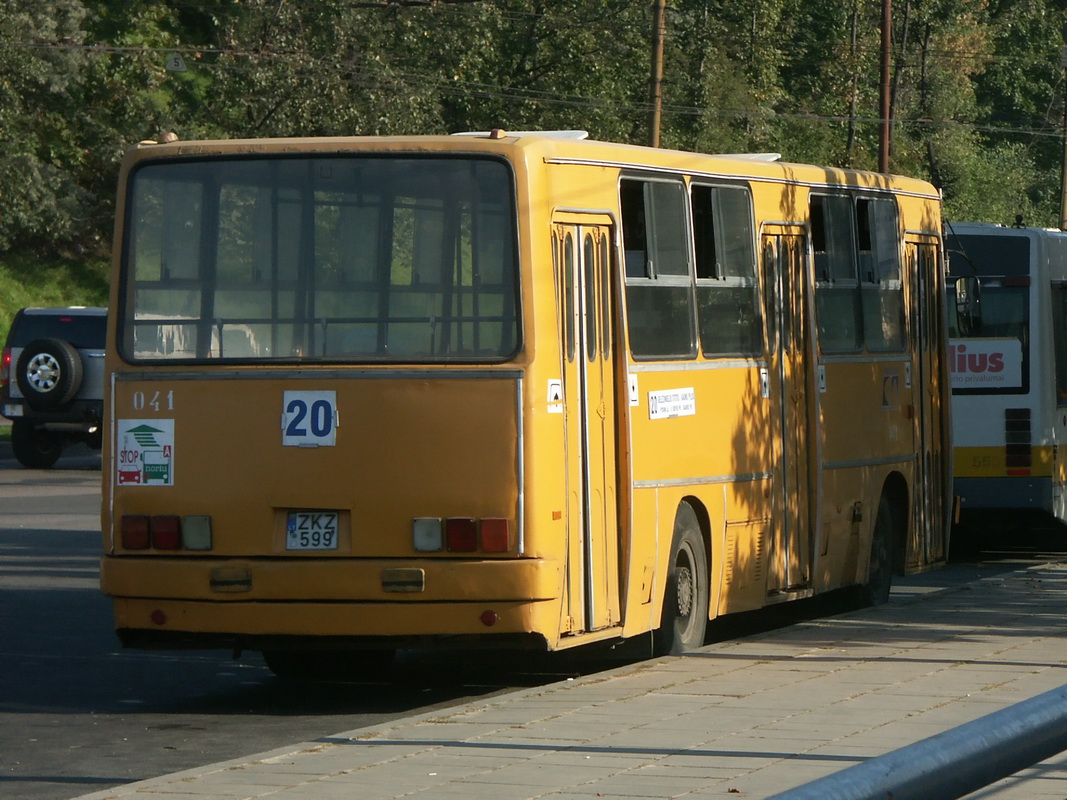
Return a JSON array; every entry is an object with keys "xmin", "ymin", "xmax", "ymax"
[
  {"xmin": 11, "ymin": 419, "xmax": 63, "ymax": 469},
  {"xmin": 16, "ymin": 338, "xmax": 84, "ymax": 409}
]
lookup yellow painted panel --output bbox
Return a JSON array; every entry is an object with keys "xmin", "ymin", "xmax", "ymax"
[{"xmin": 954, "ymin": 446, "xmax": 1053, "ymax": 478}]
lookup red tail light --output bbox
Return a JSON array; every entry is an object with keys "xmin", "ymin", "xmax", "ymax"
[
  {"xmin": 151, "ymin": 515, "xmax": 182, "ymax": 549},
  {"xmin": 445, "ymin": 518, "xmax": 477, "ymax": 552},
  {"xmin": 121, "ymin": 515, "xmax": 150, "ymax": 549},
  {"xmin": 480, "ymin": 518, "xmax": 509, "ymax": 552},
  {"xmin": 1, "ymin": 347, "xmax": 10, "ymax": 388}
]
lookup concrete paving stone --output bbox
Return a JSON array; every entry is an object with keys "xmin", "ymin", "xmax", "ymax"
[
  {"xmin": 592, "ymin": 691, "xmax": 727, "ymax": 717},
  {"xmin": 187, "ymin": 767, "xmax": 317, "ymax": 787},
  {"xmin": 996, "ymin": 672, "xmax": 1067, "ymax": 698},
  {"xmin": 559, "ymin": 764, "xmax": 727, "ymax": 798},
  {"xmin": 316, "ymin": 765, "xmax": 454, "ymax": 795},
  {"xmin": 692, "ymin": 705, "xmax": 791, "ymax": 729},
  {"xmin": 446, "ymin": 760, "xmax": 614, "ymax": 789},
  {"xmin": 759, "ymin": 718, "xmax": 871, "ymax": 739},
  {"xmin": 371, "ymin": 719, "xmax": 516, "ymax": 742},
  {"xmin": 467, "ymin": 733, "xmax": 590, "ymax": 750},
  {"xmin": 502, "ymin": 720, "xmax": 631, "ymax": 741},
  {"xmin": 637, "ymin": 710, "xmax": 765, "ymax": 735},
  {"xmin": 573, "ymin": 727, "xmax": 701, "ymax": 754}
]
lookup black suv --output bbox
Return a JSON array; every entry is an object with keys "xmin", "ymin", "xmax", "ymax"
[{"xmin": 1, "ymin": 307, "xmax": 107, "ymax": 468}]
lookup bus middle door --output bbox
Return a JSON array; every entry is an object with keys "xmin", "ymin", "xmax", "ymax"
[
  {"xmin": 762, "ymin": 229, "xmax": 816, "ymax": 595},
  {"xmin": 555, "ymin": 219, "xmax": 620, "ymax": 635}
]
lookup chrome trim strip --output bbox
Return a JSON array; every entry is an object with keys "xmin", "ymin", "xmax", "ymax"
[
  {"xmin": 633, "ymin": 472, "xmax": 771, "ymax": 490},
  {"xmin": 823, "ymin": 454, "xmax": 917, "ymax": 470},
  {"xmin": 629, "ymin": 359, "xmax": 764, "ymax": 373}
]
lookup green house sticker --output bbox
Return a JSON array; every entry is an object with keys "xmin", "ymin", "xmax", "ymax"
[{"xmin": 116, "ymin": 419, "xmax": 175, "ymax": 486}]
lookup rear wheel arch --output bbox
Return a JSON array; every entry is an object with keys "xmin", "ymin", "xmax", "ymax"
[{"xmin": 880, "ymin": 471, "xmax": 910, "ymax": 574}]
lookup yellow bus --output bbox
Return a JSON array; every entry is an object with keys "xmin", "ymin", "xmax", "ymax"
[{"xmin": 100, "ymin": 131, "xmax": 950, "ymax": 675}]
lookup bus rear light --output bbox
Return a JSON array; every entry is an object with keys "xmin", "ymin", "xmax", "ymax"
[
  {"xmin": 413, "ymin": 518, "xmax": 443, "ymax": 552},
  {"xmin": 150, "ymin": 609, "xmax": 167, "ymax": 625},
  {"xmin": 480, "ymin": 610, "xmax": 499, "ymax": 626},
  {"xmin": 480, "ymin": 518, "xmax": 510, "ymax": 552},
  {"xmin": 445, "ymin": 518, "xmax": 477, "ymax": 552},
  {"xmin": 151, "ymin": 515, "xmax": 182, "ymax": 549},
  {"xmin": 182, "ymin": 515, "xmax": 213, "ymax": 550},
  {"xmin": 121, "ymin": 515, "xmax": 150, "ymax": 549}
]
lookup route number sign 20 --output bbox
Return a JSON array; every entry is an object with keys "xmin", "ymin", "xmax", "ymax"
[{"xmin": 282, "ymin": 391, "xmax": 337, "ymax": 447}]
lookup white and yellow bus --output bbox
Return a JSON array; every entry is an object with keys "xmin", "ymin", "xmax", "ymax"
[
  {"xmin": 100, "ymin": 131, "xmax": 950, "ymax": 675},
  {"xmin": 947, "ymin": 222, "xmax": 1067, "ymax": 523}
]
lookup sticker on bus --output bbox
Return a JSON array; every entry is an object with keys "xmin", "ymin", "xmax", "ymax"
[
  {"xmin": 116, "ymin": 419, "xmax": 175, "ymax": 486},
  {"xmin": 648, "ymin": 388, "xmax": 696, "ymax": 420}
]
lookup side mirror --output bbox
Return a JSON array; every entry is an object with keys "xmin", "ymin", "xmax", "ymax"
[{"xmin": 954, "ymin": 275, "xmax": 982, "ymax": 336}]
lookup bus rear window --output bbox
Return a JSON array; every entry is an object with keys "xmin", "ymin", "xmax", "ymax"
[{"xmin": 120, "ymin": 156, "xmax": 519, "ymax": 362}]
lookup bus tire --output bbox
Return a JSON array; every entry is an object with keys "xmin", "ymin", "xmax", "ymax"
[
  {"xmin": 856, "ymin": 495, "xmax": 896, "ymax": 607},
  {"xmin": 654, "ymin": 504, "xmax": 709, "ymax": 656},
  {"xmin": 262, "ymin": 649, "xmax": 395, "ymax": 681},
  {"xmin": 11, "ymin": 420, "xmax": 63, "ymax": 469}
]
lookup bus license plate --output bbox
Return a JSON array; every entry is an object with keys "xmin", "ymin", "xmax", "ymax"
[{"xmin": 286, "ymin": 511, "xmax": 339, "ymax": 550}]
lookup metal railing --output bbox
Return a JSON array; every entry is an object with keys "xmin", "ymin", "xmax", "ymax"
[{"xmin": 766, "ymin": 683, "xmax": 1067, "ymax": 800}]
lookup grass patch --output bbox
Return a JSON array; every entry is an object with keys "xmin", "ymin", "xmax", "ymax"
[{"xmin": 0, "ymin": 251, "xmax": 109, "ymax": 345}]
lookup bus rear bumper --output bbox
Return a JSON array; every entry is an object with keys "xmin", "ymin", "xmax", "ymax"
[
  {"xmin": 101, "ymin": 556, "xmax": 562, "ymax": 644},
  {"xmin": 954, "ymin": 476, "xmax": 1052, "ymax": 513}
]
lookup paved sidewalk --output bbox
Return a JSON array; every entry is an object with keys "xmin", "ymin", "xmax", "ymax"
[{"xmin": 76, "ymin": 564, "xmax": 1067, "ymax": 800}]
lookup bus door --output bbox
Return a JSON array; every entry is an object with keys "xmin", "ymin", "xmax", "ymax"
[
  {"xmin": 909, "ymin": 238, "xmax": 949, "ymax": 563},
  {"xmin": 761, "ymin": 229, "xmax": 817, "ymax": 593},
  {"xmin": 554, "ymin": 217, "xmax": 620, "ymax": 634}
]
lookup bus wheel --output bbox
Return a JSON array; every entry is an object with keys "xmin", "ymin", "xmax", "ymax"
[
  {"xmin": 654, "ymin": 504, "xmax": 709, "ymax": 656},
  {"xmin": 262, "ymin": 649, "xmax": 395, "ymax": 681},
  {"xmin": 855, "ymin": 495, "xmax": 896, "ymax": 607}
]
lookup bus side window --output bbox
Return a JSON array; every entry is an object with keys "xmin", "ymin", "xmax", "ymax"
[
  {"xmin": 811, "ymin": 194, "xmax": 862, "ymax": 353},
  {"xmin": 858, "ymin": 197, "xmax": 905, "ymax": 352},
  {"xmin": 692, "ymin": 184, "xmax": 761, "ymax": 357},
  {"xmin": 619, "ymin": 178, "xmax": 696, "ymax": 360}
]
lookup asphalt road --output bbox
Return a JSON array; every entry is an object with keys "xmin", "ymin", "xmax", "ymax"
[
  {"xmin": 0, "ymin": 444, "xmax": 639, "ymax": 800},
  {"xmin": 2, "ymin": 440, "xmax": 1065, "ymax": 800}
]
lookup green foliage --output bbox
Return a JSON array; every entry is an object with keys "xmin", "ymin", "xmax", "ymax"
[
  {"xmin": 0, "ymin": 0, "xmax": 1065, "ymax": 284},
  {"xmin": 0, "ymin": 253, "xmax": 109, "ymax": 346}
]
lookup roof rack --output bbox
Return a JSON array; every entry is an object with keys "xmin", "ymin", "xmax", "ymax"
[
  {"xmin": 717, "ymin": 153, "xmax": 782, "ymax": 161},
  {"xmin": 451, "ymin": 129, "xmax": 589, "ymax": 140}
]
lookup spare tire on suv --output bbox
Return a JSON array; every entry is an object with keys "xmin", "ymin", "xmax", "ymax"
[
  {"xmin": 16, "ymin": 337, "xmax": 85, "ymax": 409},
  {"xmin": 2, "ymin": 307, "xmax": 106, "ymax": 469}
]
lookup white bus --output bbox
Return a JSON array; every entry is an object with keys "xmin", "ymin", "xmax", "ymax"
[{"xmin": 946, "ymin": 222, "xmax": 1067, "ymax": 523}]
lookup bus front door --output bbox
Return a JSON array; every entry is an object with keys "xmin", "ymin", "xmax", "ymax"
[
  {"xmin": 555, "ymin": 220, "xmax": 620, "ymax": 635},
  {"xmin": 762, "ymin": 230, "xmax": 816, "ymax": 594}
]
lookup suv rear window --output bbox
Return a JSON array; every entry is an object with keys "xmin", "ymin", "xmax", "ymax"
[{"xmin": 11, "ymin": 314, "xmax": 106, "ymax": 349}]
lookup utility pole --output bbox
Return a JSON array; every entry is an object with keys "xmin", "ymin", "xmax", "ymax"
[
  {"xmin": 879, "ymin": 0, "xmax": 892, "ymax": 172},
  {"xmin": 649, "ymin": 0, "xmax": 666, "ymax": 148},
  {"xmin": 1060, "ymin": 45, "xmax": 1067, "ymax": 230}
]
